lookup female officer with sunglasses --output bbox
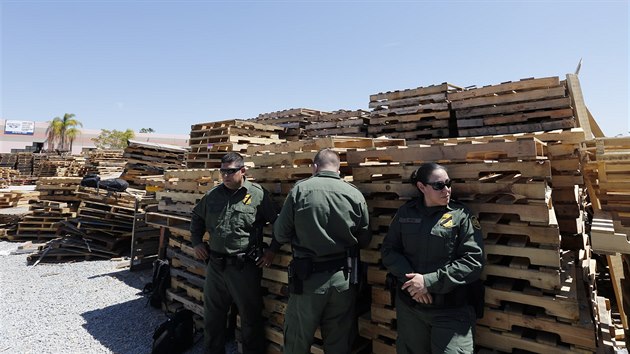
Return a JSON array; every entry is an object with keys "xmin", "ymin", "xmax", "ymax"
[{"xmin": 381, "ymin": 162, "xmax": 484, "ymax": 354}]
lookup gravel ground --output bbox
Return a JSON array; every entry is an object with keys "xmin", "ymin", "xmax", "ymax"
[{"xmin": 0, "ymin": 240, "xmax": 207, "ymax": 354}]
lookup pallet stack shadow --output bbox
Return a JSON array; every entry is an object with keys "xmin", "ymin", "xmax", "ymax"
[
  {"xmin": 186, "ymin": 119, "xmax": 285, "ymax": 169},
  {"xmin": 368, "ymin": 83, "xmax": 461, "ymax": 143},
  {"xmin": 120, "ymin": 140, "xmax": 187, "ymax": 189},
  {"xmin": 346, "ymin": 136, "xmax": 599, "ymax": 354},
  {"xmin": 246, "ymin": 136, "xmax": 406, "ymax": 354}
]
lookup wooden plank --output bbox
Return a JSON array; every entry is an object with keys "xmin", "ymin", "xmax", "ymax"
[
  {"xmin": 607, "ymin": 254, "xmax": 628, "ymax": 329},
  {"xmin": 451, "ymin": 86, "xmax": 567, "ymax": 110},
  {"xmin": 448, "ymin": 77, "xmax": 561, "ymax": 101},
  {"xmin": 475, "ymin": 326, "xmax": 590, "ymax": 354},
  {"xmin": 565, "ymin": 74, "xmax": 593, "ymax": 140},
  {"xmin": 482, "ymin": 264, "xmax": 560, "ymax": 290},
  {"xmin": 477, "ymin": 307, "xmax": 596, "ymax": 349},
  {"xmin": 468, "ymin": 202, "xmax": 553, "ymax": 224},
  {"xmin": 346, "ymin": 139, "xmax": 546, "ymax": 165},
  {"xmin": 455, "ymin": 97, "xmax": 572, "ymax": 119}
]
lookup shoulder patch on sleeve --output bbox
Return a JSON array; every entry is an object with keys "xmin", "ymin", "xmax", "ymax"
[{"xmin": 471, "ymin": 216, "xmax": 481, "ymax": 230}]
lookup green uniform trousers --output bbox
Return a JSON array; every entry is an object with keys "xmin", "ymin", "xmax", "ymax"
[
  {"xmin": 283, "ymin": 284, "xmax": 356, "ymax": 354},
  {"xmin": 203, "ymin": 259, "xmax": 264, "ymax": 354},
  {"xmin": 396, "ymin": 296, "xmax": 475, "ymax": 354}
]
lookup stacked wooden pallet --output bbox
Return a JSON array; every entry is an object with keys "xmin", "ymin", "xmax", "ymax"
[
  {"xmin": 33, "ymin": 154, "xmax": 88, "ymax": 177},
  {"xmin": 84, "ymin": 149, "xmax": 127, "ymax": 175},
  {"xmin": 187, "ymin": 119, "xmax": 284, "ymax": 169},
  {"xmin": 144, "ymin": 169, "xmax": 218, "ymax": 313},
  {"xmin": 583, "ymin": 132, "xmax": 630, "ymax": 288},
  {"xmin": 0, "ymin": 213, "xmax": 24, "ymax": 239},
  {"xmin": 128, "ymin": 197, "xmax": 160, "ymax": 270},
  {"xmin": 368, "ymin": 83, "xmax": 460, "ymax": 142},
  {"xmin": 449, "ymin": 76, "xmax": 577, "ymax": 137},
  {"xmin": 0, "ymin": 192, "xmax": 20, "ymax": 208},
  {"xmin": 27, "ymin": 187, "xmax": 145, "ymax": 264},
  {"xmin": 36, "ymin": 177, "xmax": 82, "ymax": 202},
  {"xmin": 303, "ymin": 110, "xmax": 369, "ymax": 138},
  {"xmin": 345, "ymin": 138, "xmax": 597, "ymax": 354},
  {"xmin": 16, "ymin": 152, "xmax": 33, "ymax": 175},
  {"xmin": 0, "ymin": 153, "xmax": 17, "ymax": 168},
  {"xmin": 120, "ymin": 140, "xmax": 187, "ymax": 188},
  {"xmin": 0, "ymin": 167, "xmax": 19, "ymax": 188},
  {"xmin": 253, "ymin": 108, "xmax": 329, "ymax": 141},
  {"xmin": 12, "ymin": 201, "xmax": 77, "ymax": 241}
]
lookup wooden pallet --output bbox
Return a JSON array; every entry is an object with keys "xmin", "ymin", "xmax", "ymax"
[{"xmin": 345, "ymin": 139, "xmax": 546, "ymax": 165}]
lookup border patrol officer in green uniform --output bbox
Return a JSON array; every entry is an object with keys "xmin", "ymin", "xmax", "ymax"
[
  {"xmin": 381, "ymin": 162, "xmax": 484, "ymax": 354},
  {"xmin": 190, "ymin": 152, "xmax": 279, "ymax": 354},
  {"xmin": 274, "ymin": 148, "xmax": 372, "ymax": 354}
]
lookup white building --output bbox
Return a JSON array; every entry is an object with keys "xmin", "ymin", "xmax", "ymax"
[{"xmin": 0, "ymin": 119, "xmax": 189, "ymax": 154}]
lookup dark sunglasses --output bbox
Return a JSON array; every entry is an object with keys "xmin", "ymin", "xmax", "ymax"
[
  {"xmin": 425, "ymin": 180, "xmax": 452, "ymax": 191},
  {"xmin": 219, "ymin": 166, "xmax": 244, "ymax": 175}
]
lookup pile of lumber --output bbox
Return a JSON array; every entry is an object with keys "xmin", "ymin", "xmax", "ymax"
[
  {"xmin": 84, "ymin": 149, "xmax": 127, "ymax": 175},
  {"xmin": 0, "ymin": 167, "xmax": 19, "ymax": 188},
  {"xmin": 368, "ymin": 83, "xmax": 460, "ymax": 142},
  {"xmin": 27, "ymin": 187, "xmax": 145, "ymax": 264},
  {"xmin": 120, "ymin": 140, "xmax": 187, "ymax": 188},
  {"xmin": 449, "ymin": 76, "xmax": 577, "ymax": 137},
  {"xmin": 0, "ymin": 190, "xmax": 40, "ymax": 209},
  {"xmin": 12, "ymin": 201, "xmax": 77, "ymax": 241},
  {"xmin": 16, "ymin": 152, "xmax": 33, "ymax": 176},
  {"xmin": 584, "ymin": 137, "xmax": 630, "ymax": 247},
  {"xmin": 36, "ymin": 177, "xmax": 82, "ymax": 202},
  {"xmin": 0, "ymin": 213, "xmax": 24, "ymax": 239},
  {"xmin": 0, "ymin": 153, "xmax": 17, "ymax": 168},
  {"xmin": 303, "ymin": 110, "xmax": 369, "ymax": 138},
  {"xmin": 186, "ymin": 119, "xmax": 284, "ymax": 169},
  {"xmin": 253, "ymin": 108, "xmax": 329, "ymax": 141},
  {"xmin": 33, "ymin": 154, "xmax": 87, "ymax": 177}
]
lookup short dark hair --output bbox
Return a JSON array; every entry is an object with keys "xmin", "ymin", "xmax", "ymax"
[
  {"xmin": 410, "ymin": 162, "xmax": 447, "ymax": 185},
  {"xmin": 221, "ymin": 152, "xmax": 244, "ymax": 166},
  {"xmin": 314, "ymin": 148, "xmax": 340, "ymax": 170}
]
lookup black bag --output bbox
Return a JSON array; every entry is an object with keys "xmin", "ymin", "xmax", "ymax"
[
  {"xmin": 151, "ymin": 309, "xmax": 194, "ymax": 354},
  {"xmin": 143, "ymin": 259, "xmax": 171, "ymax": 309},
  {"xmin": 99, "ymin": 178, "xmax": 129, "ymax": 192},
  {"xmin": 80, "ymin": 174, "xmax": 101, "ymax": 188}
]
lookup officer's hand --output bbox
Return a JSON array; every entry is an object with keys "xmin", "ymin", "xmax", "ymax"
[
  {"xmin": 257, "ymin": 249, "xmax": 275, "ymax": 268},
  {"xmin": 193, "ymin": 244, "xmax": 209, "ymax": 261},
  {"xmin": 402, "ymin": 273, "xmax": 428, "ymax": 297},
  {"xmin": 414, "ymin": 292, "xmax": 433, "ymax": 304}
]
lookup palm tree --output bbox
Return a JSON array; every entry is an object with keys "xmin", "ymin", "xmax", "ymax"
[
  {"xmin": 65, "ymin": 127, "xmax": 81, "ymax": 152},
  {"xmin": 45, "ymin": 113, "xmax": 83, "ymax": 151}
]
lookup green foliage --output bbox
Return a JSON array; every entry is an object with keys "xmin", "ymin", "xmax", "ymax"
[
  {"xmin": 46, "ymin": 113, "xmax": 83, "ymax": 151},
  {"xmin": 92, "ymin": 129, "xmax": 136, "ymax": 149},
  {"xmin": 139, "ymin": 127, "xmax": 155, "ymax": 133}
]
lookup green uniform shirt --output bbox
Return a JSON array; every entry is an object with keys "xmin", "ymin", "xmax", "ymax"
[
  {"xmin": 381, "ymin": 197, "xmax": 484, "ymax": 295},
  {"xmin": 190, "ymin": 179, "xmax": 277, "ymax": 254},
  {"xmin": 274, "ymin": 170, "xmax": 371, "ymax": 259}
]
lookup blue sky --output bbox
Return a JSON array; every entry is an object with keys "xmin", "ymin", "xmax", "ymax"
[{"xmin": 1, "ymin": 0, "xmax": 628, "ymax": 136}]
